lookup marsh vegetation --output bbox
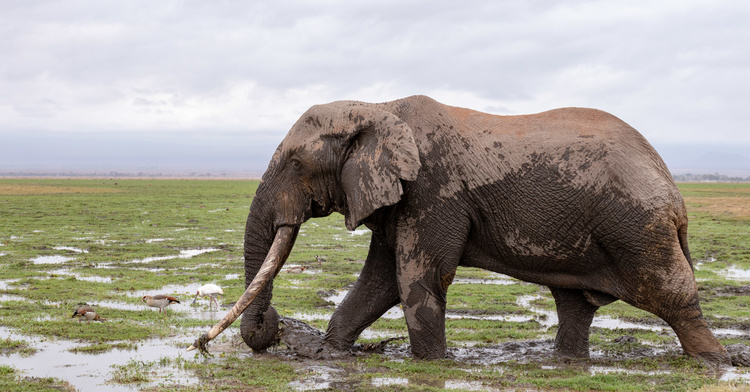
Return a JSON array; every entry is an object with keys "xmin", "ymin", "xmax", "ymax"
[{"xmin": 0, "ymin": 179, "xmax": 749, "ymax": 391}]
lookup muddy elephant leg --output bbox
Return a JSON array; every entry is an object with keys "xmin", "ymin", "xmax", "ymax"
[
  {"xmin": 398, "ymin": 271, "xmax": 451, "ymax": 359},
  {"xmin": 632, "ymin": 283, "xmax": 729, "ymax": 364},
  {"xmin": 395, "ymin": 219, "xmax": 467, "ymax": 359},
  {"xmin": 549, "ymin": 287, "xmax": 599, "ymax": 358},
  {"xmin": 617, "ymin": 241, "xmax": 730, "ymax": 365},
  {"xmin": 325, "ymin": 232, "xmax": 400, "ymax": 350}
]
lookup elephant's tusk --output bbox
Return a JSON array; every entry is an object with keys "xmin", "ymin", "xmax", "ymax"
[{"xmin": 186, "ymin": 225, "xmax": 297, "ymax": 353}]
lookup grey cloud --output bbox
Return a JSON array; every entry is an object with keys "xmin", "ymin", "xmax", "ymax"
[{"xmin": 1, "ymin": 0, "xmax": 749, "ymax": 173}]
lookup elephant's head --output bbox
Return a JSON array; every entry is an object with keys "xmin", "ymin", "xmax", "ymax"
[{"xmin": 188, "ymin": 101, "xmax": 421, "ymax": 352}]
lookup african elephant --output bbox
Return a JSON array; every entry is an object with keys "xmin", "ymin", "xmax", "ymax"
[{"xmin": 190, "ymin": 95, "xmax": 730, "ymax": 365}]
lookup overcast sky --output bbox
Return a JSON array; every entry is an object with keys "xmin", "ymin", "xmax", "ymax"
[{"xmin": 2, "ymin": 1, "xmax": 749, "ymax": 175}]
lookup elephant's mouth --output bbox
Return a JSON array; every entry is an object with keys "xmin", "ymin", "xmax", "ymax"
[{"xmin": 311, "ymin": 198, "xmax": 335, "ymax": 218}]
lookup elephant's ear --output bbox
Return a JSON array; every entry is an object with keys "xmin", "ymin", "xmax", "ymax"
[{"xmin": 339, "ymin": 106, "xmax": 421, "ymax": 230}]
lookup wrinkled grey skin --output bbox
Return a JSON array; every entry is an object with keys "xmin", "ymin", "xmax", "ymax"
[{"xmin": 239, "ymin": 95, "xmax": 730, "ymax": 365}]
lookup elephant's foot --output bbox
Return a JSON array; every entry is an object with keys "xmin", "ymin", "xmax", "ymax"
[
  {"xmin": 646, "ymin": 291, "xmax": 731, "ymax": 366},
  {"xmin": 694, "ymin": 351, "xmax": 732, "ymax": 367},
  {"xmin": 240, "ymin": 306, "xmax": 280, "ymax": 352},
  {"xmin": 553, "ymin": 332, "xmax": 591, "ymax": 360},
  {"xmin": 670, "ymin": 317, "xmax": 731, "ymax": 366},
  {"xmin": 553, "ymin": 319, "xmax": 591, "ymax": 359}
]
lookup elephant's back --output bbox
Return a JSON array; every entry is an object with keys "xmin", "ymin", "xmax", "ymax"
[{"xmin": 384, "ymin": 96, "xmax": 679, "ymax": 209}]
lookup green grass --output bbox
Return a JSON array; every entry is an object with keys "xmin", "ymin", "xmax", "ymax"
[{"xmin": 1, "ymin": 179, "xmax": 749, "ymax": 391}]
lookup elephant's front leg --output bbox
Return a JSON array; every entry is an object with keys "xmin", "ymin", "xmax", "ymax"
[
  {"xmin": 325, "ymin": 232, "xmax": 400, "ymax": 350},
  {"xmin": 398, "ymin": 269, "xmax": 452, "ymax": 359},
  {"xmin": 396, "ymin": 219, "xmax": 466, "ymax": 359}
]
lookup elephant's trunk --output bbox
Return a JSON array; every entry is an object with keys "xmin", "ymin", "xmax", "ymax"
[{"xmin": 187, "ymin": 225, "xmax": 298, "ymax": 353}]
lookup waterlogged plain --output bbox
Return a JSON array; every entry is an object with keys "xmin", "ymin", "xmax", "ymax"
[{"xmin": 0, "ymin": 179, "xmax": 749, "ymax": 391}]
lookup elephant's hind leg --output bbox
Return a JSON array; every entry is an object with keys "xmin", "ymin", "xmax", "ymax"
[
  {"xmin": 617, "ymin": 240, "xmax": 730, "ymax": 365},
  {"xmin": 637, "ymin": 278, "xmax": 729, "ymax": 365},
  {"xmin": 549, "ymin": 287, "xmax": 599, "ymax": 359}
]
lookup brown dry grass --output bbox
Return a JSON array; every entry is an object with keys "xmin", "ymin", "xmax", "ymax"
[
  {"xmin": 684, "ymin": 196, "xmax": 750, "ymax": 218},
  {"xmin": 0, "ymin": 184, "xmax": 122, "ymax": 195},
  {"xmin": 697, "ymin": 385, "xmax": 750, "ymax": 392}
]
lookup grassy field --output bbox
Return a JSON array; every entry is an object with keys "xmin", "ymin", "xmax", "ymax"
[{"xmin": 0, "ymin": 179, "xmax": 749, "ymax": 391}]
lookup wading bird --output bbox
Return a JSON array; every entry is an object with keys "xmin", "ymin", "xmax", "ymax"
[
  {"xmin": 192, "ymin": 284, "xmax": 223, "ymax": 311},
  {"xmin": 71, "ymin": 306, "xmax": 106, "ymax": 323},
  {"xmin": 142, "ymin": 295, "xmax": 180, "ymax": 315}
]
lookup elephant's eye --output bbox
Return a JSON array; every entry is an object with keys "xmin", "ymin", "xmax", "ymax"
[{"xmin": 291, "ymin": 159, "xmax": 302, "ymax": 172}]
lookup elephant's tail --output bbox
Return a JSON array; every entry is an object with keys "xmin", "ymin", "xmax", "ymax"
[{"xmin": 677, "ymin": 221, "xmax": 694, "ymax": 272}]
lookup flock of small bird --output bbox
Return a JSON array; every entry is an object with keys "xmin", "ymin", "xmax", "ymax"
[{"xmin": 71, "ymin": 283, "xmax": 224, "ymax": 324}]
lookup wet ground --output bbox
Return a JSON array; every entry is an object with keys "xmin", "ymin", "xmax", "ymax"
[
  {"xmin": 3, "ymin": 265, "xmax": 750, "ymax": 391},
  {"xmin": 2, "ymin": 180, "xmax": 750, "ymax": 391}
]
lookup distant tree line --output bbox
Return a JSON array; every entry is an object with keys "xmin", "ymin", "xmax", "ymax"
[
  {"xmin": 3, "ymin": 170, "xmax": 749, "ymax": 182},
  {"xmin": 672, "ymin": 173, "xmax": 750, "ymax": 182}
]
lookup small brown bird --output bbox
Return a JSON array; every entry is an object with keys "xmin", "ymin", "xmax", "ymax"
[
  {"xmin": 286, "ymin": 266, "xmax": 307, "ymax": 274},
  {"xmin": 71, "ymin": 306, "xmax": 106, "ymax": 323},
  {"xmin": 142, "ymin": 295, "xmax": 180, "ymax": 315}
]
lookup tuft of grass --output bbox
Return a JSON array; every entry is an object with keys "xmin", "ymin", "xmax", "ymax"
[
  {"xmin": 0, "ymin": 364, "xmax": 76, "ymax": 392},
  {"xmin": 110, "ymin": 359, "xmax": 153, "ymax": 384},
  {"xmin": 0, "ymin": 337, "xmax": 36, "ymax": 356},
  {"xmin": 68, "ymin": 341, "xmax": 137, "ymax": 354}
]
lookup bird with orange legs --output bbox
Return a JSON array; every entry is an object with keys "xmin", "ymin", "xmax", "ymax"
[
  {"xmin": 72, "ymin": 306, "xmax": 106, "ymax": 323},
  {"xmin": 142, "ymin": 295, "xmax": 180, "ymax": 316}
]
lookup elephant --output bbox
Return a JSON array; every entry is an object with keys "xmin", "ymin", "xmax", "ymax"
[{"xmin": 189, "ymin": 95, "xmax": 730, "ymax": 365}]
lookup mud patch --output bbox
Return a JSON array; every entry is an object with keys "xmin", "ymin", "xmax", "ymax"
[
  {"xmin": 727, "ymin": 344, "xmax": 750, "ymax": 367},
  {"xmin": 718, "ymin": 285, "xmax": 750, "ymax": 296}
]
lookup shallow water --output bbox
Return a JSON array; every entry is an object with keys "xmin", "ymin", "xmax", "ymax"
[
  {"xmin": 724, "ymin": 266, "xmax": 750, "ymax": 281},
  {"xmin": 48, "ymin": 268, "xmax": 113, "ymax": 283},
  {"xmin": 53, "ymin": 246, "xmax": 89, "ymax": 253},
  {"xmin": 128, "ymin": 248, "xmax": 220, "ymax": 264},
  {"xmin": 372, "ymin": 377, "xmax": 490, "ymax": 391},
  {"xmin": 32, "ymin": 255, "xmax": 77, "ymax": 264},
  {"xmin": 0, "ymin": 326, "xmax": 199, "ymax": 392},
  {"xmin": 452, "ymin": 277, "xmax": 517, "ymax": 285}
]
